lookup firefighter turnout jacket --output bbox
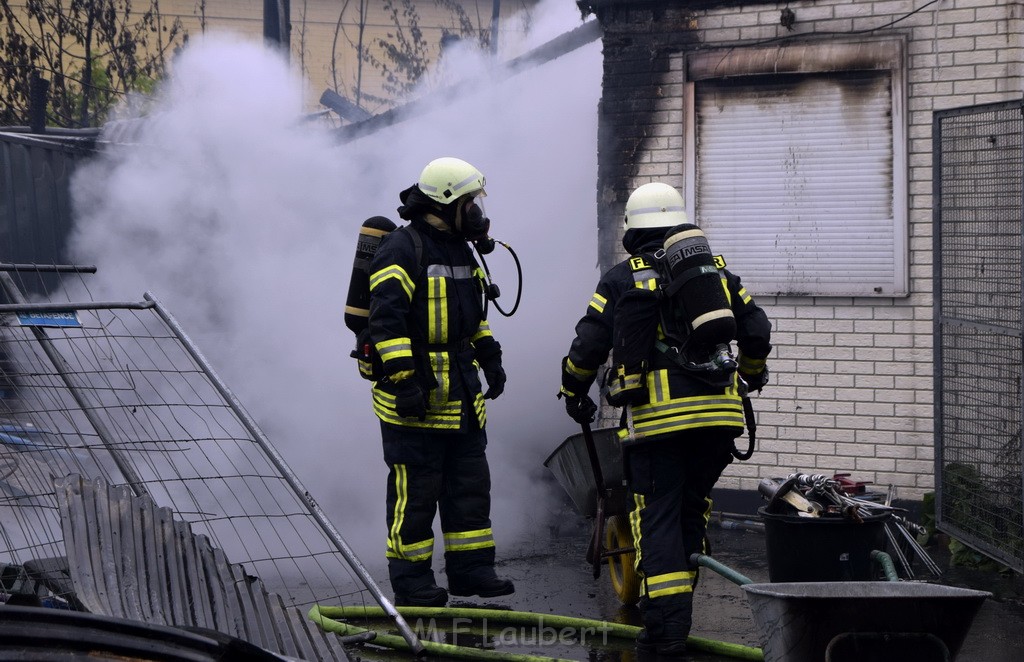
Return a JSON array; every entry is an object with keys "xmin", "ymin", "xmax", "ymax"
[
  {"xmin": 368, "ymin": 218, "xmax": 498, "ymax": 430},
  {"xmin": 561, "ymin": 239, "xmax": 772, "ymax": 444}
]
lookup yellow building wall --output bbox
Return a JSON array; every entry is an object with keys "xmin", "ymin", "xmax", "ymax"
[
  {"xmin": 159, "ymin": 1, "xmax": 541, "ymax": 114},
  {"xmin": 3, "ymin": 1, "xmax": 539, "ymax": 118}
]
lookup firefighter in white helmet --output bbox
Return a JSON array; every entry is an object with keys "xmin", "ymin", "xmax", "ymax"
[
  {"xmin": 366, "ymin": 157, "xmax": 513, "ymax": 607},
  {"xmin": 558, "ymin": 182, "xmax": 772, "ymax": 656}
]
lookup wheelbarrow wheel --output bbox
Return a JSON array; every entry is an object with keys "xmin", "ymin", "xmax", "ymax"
[{"xmin": 605, "ymin": 514, "xmax": 640, "ymax": 605}]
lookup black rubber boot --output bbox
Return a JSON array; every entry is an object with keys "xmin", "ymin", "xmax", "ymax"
[
  {"xmin": 635, "ymin": 595, "xmax": 691, "ymax": 658},
  {"xmin": 448, "ymin": 575, "xmax": 515, "ymax": 598},
  {"xmin": 389, "ymin": 558, "xmax": 448, "ymax": 607},
  {"xmin": 394, "ymin": 584, "xmax": 448, "ymax": 608},
  {"xmin": 446, "ymin": 547, "xmax": 516, "ymax": 598}
]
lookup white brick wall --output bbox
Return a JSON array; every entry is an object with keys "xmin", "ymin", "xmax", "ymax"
[{"xmin": 623, "ymin": 0, "xmax": 1022, "ymax": 499}]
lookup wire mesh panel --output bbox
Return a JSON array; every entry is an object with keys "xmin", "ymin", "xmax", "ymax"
[
  {"xmin": 933, "ymin": 99, "xmax": 1024, "ymax": 572},
  {"xmin": 0, "ymin": 267, "xmax": 376, "ymax": 617}
]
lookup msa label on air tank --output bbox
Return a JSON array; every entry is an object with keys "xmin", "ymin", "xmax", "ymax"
[{"xmin": 14, "ymin": 311, "xmax": 82, "ymax": 328}]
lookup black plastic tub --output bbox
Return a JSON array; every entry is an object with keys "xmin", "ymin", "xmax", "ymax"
[{"xmin": 758, "ymin": 506, "xmax": 891, "ymax": 582}]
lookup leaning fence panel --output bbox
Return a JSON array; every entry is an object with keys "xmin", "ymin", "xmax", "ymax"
[
  {"xmin": 933, "ymin": 99, "xmax": 1024, "ymax": 573},
  {"xmin": 0, "ymin": 266, "xmax": 420, "ymax": 655}
]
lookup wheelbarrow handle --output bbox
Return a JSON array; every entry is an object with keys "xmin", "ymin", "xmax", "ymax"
[
  {"xmin": 580, "ymin": 422, "xmax": 607, "ymax": 494},
  {"xmin": 581, "ymin": 422, "xmax": 608, "ymax": 580}
]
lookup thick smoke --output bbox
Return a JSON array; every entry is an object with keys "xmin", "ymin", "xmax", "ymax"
[{"xmin": 69, "ymin": 0, "xmax": 600, "ymax": 570}]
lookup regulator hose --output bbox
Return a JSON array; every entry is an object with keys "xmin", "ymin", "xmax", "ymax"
[
  {"xmin": 309, "ymin": 604, "xmax": 764, "ymax": 661},
  {"xmin": 477, "ymin": 240, "xmax": 523, "ymax": 318}
]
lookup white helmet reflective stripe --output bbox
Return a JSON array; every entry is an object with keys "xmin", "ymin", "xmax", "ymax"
[
  {"xmin": 418, "ymin": 157, "xmax": 486, "ymax": 204},
  {"xmin": 624, "ymin": 182, "xmax": 688, "ymax": 229}
]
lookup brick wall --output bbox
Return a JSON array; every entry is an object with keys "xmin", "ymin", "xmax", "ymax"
[{"xmin": 589, "ymin": 0, "xmax": 1023, "ymax": 498}]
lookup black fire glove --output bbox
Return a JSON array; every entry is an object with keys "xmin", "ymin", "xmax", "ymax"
[
  {"xmin": 481, "ymin": 359, "xmax": 506, "ymax": 400},
  {"xmin": 561, "ymin": 392, "xmax": 597, "ymax": 425},
  {"xmin": 394, "ymin": 379, "xmax": 427, "ymax": 420},
  {"xmin": 739, "ymin": 367, "xmax": 769, "ymax": 394}
]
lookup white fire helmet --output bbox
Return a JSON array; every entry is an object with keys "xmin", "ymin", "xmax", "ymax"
[
  {"xmin": 417, "ymin": 157, "xmax": 486, "ymax": 205},
  {"xmin": 623, "ymin": 182, "xmax": 688, "ymax": 230}
]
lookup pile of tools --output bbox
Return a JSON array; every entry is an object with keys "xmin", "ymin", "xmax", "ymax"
[{"xmin": 758, "ymin": 472, "xmax": 942, "ymax": 578}]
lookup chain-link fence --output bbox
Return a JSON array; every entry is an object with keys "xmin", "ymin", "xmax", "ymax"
[{"xmin": 933, "ymin": 99, "xmax": 1024, "ymax": 573}]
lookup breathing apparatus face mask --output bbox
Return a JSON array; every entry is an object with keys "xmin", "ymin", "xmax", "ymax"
[{"xmin": 457, "ymin": 195, "xmax": 495, "ymax": 254}]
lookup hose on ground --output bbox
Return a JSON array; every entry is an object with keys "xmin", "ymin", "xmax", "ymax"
[{"xmin": 309, "ymin": 604, "xmax": 765, "ymax": 661}]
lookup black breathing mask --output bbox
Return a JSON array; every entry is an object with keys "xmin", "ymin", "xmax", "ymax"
[{"xmin": 459, "ymin": 197, "xmax": 495, "ymax": 253}]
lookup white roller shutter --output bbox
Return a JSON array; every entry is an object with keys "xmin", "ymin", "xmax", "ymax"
[{"xmin": 694, "ymin": 70, "xmax": 906, "ymax": 296}]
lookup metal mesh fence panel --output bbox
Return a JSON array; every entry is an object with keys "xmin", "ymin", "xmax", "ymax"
[
  {"xmin": 933, "ymin": 100, "xmax": 1024, "ymax": 572},
  {"xmin": 0, "ymin": 267, "xmax": 377, "ymax": 612}
]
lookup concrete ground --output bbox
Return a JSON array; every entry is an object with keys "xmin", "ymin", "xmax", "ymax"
[{"xmin": 341, "ymin": 488, "xmax": 1024, "ymax": 662}]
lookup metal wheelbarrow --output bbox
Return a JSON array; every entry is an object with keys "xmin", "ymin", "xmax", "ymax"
[
  {"xmin": 543, "ymin": 424, "xmax": 641, "ymax": 604},
  {"xmin": 742, "ymin": 580, "xmax": 990, "ymax": 662}
]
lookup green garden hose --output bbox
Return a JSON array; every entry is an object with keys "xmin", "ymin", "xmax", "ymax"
[{"xmin": 309, "ymin": 604, "xmax": 764, "ymax": 661}]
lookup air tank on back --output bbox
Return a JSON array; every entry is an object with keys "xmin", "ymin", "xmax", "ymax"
[
  {"xmin": 660, "ymin": 223, "xmax": 736, "ymax": 353},
  {"xmin": 344, "ymin": 215, "xmax": 397, "ymax": 335}
]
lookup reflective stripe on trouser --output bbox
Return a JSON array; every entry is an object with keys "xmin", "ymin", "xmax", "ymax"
[
  {"xmin": 645, "ymin": 570, "xmax": 696, "ymax": 599},
  {"xmin": 381, "ymin": 422, "xmax": 493, "ymax": 591},
  {"xmin": 625, "ymin": 433, "xmax": 736, "ymax": 603}
]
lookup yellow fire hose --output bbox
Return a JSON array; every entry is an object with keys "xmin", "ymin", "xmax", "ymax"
[{"xmin": 309, "ymin": 604, "xmax": 764, "ymax": 661}]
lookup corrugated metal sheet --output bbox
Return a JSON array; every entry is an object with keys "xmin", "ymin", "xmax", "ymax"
[
  {"xmin": 55, "ymin": 474, "xmax": 349, "ymax": 662},
  {"xmin": 0, "ymin": 131, "xmax": 97, "ymax": 266}
]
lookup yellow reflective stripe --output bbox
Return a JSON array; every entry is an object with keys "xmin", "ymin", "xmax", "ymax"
[
  {"xmin": 558, "ymin": 385, "xmax": 578, "ymax": 398},
  {"xmin": 629, "ymin": 493, "xmax": 645, "ymax": 577},
  {"xmin": 370, "ymin": 265, "xmax": 414, "ymax": 301},
  {"xmin": 427, "ymin": 276, "xmax": 448, "ymax": 343},
  {"xmin": 358, "ymin": 360, "xmax": 374, "ymax": 377},
  {"xmin": 386, "ymin": 537, "xmax": 435, "ymax": 561},
  {"xmin": 372, "ymin": 390, "xmax": 463, "ymax": 429},
  {"xmin": 616, "ymin": 389, "xmax": 745, "ymax": 439},
  {"xmin": 737, "ymin": 286, "xmax": 752, "ymax": 305},
  {"xmin": 607, "ymin": 371, "xmax": 644, "ymax": 397},
  {"xmin": 387, "ymin": 464, "xmax": 409, "ymax": 558},
  {"xmin": 631, "ymin": 396, "xmax": 743, "ymax": 420},
  {"xmin": 618, "ymin": 411, "xmax": 745, "ymax": 440},
  {"xmin": 565, "ymin": 357, "xmax": 597, "ymax": 380},
  {"xmin": 588, "ymin": 292, "xmax": 607, "ymax": 313},
  {"xmin": 474, "ymin": 392, "xmax": 486, "ymax": 429},
  {"xmin": 633, "ymin": 279, "xmax": 657, "ymax": 290},
  {"xmin": 472, "ymin": 320, "xmax": 493, "ymax": 342},
  {"xmin": 376, "ymin": 337, "xmax": 413, "ymax": 362},
  {"xmin": 645, "ymin": 570, "xmax": 695, "ymax": 598},
  {"xmin": 738, "ymin": 356, "xmax": 766, "ymax": 373},
  {"xmin": 721, "ymin": 276, "xmax": 732, "ymax": 306},
  {"xmin": 428, "ymin": 351, "xmax": 449, "ymax": 402},
  {"xmin": 443, "ymin": 528, "xmax": 496, "ymax": 552}
]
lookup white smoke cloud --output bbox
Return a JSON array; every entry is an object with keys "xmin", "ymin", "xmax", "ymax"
[{"xmin": 68, "ymin": 0, "xmax": 600, "ymax": 573}]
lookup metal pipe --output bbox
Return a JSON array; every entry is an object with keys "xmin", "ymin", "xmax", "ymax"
[
  {"xmin": 0, "ymin": 272, "xmax": 148, "ymax": 497},
  {"xmin": 0, "ymin": 301, "xmax": 154, "ymax": 312},
  {"xmin": 145, "ymin": 291, "xmax": 425, "ymax": 656},
  {"xmin": 0, "ymin": 263, "xmax": 97, "ymax": 273}
]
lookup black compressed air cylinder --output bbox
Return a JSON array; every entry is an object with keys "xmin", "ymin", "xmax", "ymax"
[
  {"xmin": 661, "ymin": 223, "xmax": 736, "ymax": 350},
  {"xmin": 344, "ymin": 216, "xmax": 397, "ymax": 334}
]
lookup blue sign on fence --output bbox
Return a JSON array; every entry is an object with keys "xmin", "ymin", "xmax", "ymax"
[{"xmin": 15, "ymin": 311, "xmax": 82, "ymax": 328}]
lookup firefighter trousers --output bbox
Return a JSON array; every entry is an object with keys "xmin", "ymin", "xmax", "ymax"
[
  {"xmin": 624, "ymin": 432, "xmax": 736, "ymax": 640},
  {"xmin": 380, "ymin": 421, "xmax": 497, "ymax": 595}
]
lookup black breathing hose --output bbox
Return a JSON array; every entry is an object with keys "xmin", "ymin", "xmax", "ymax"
[{"xmin": 476, "ymin": 239, "xmax": 523, "ymax": 318}]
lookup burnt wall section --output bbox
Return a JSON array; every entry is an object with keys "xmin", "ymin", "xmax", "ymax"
[{"xmin": 591, "ymin": 6, "xmax": 699, "ymax": 271}]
